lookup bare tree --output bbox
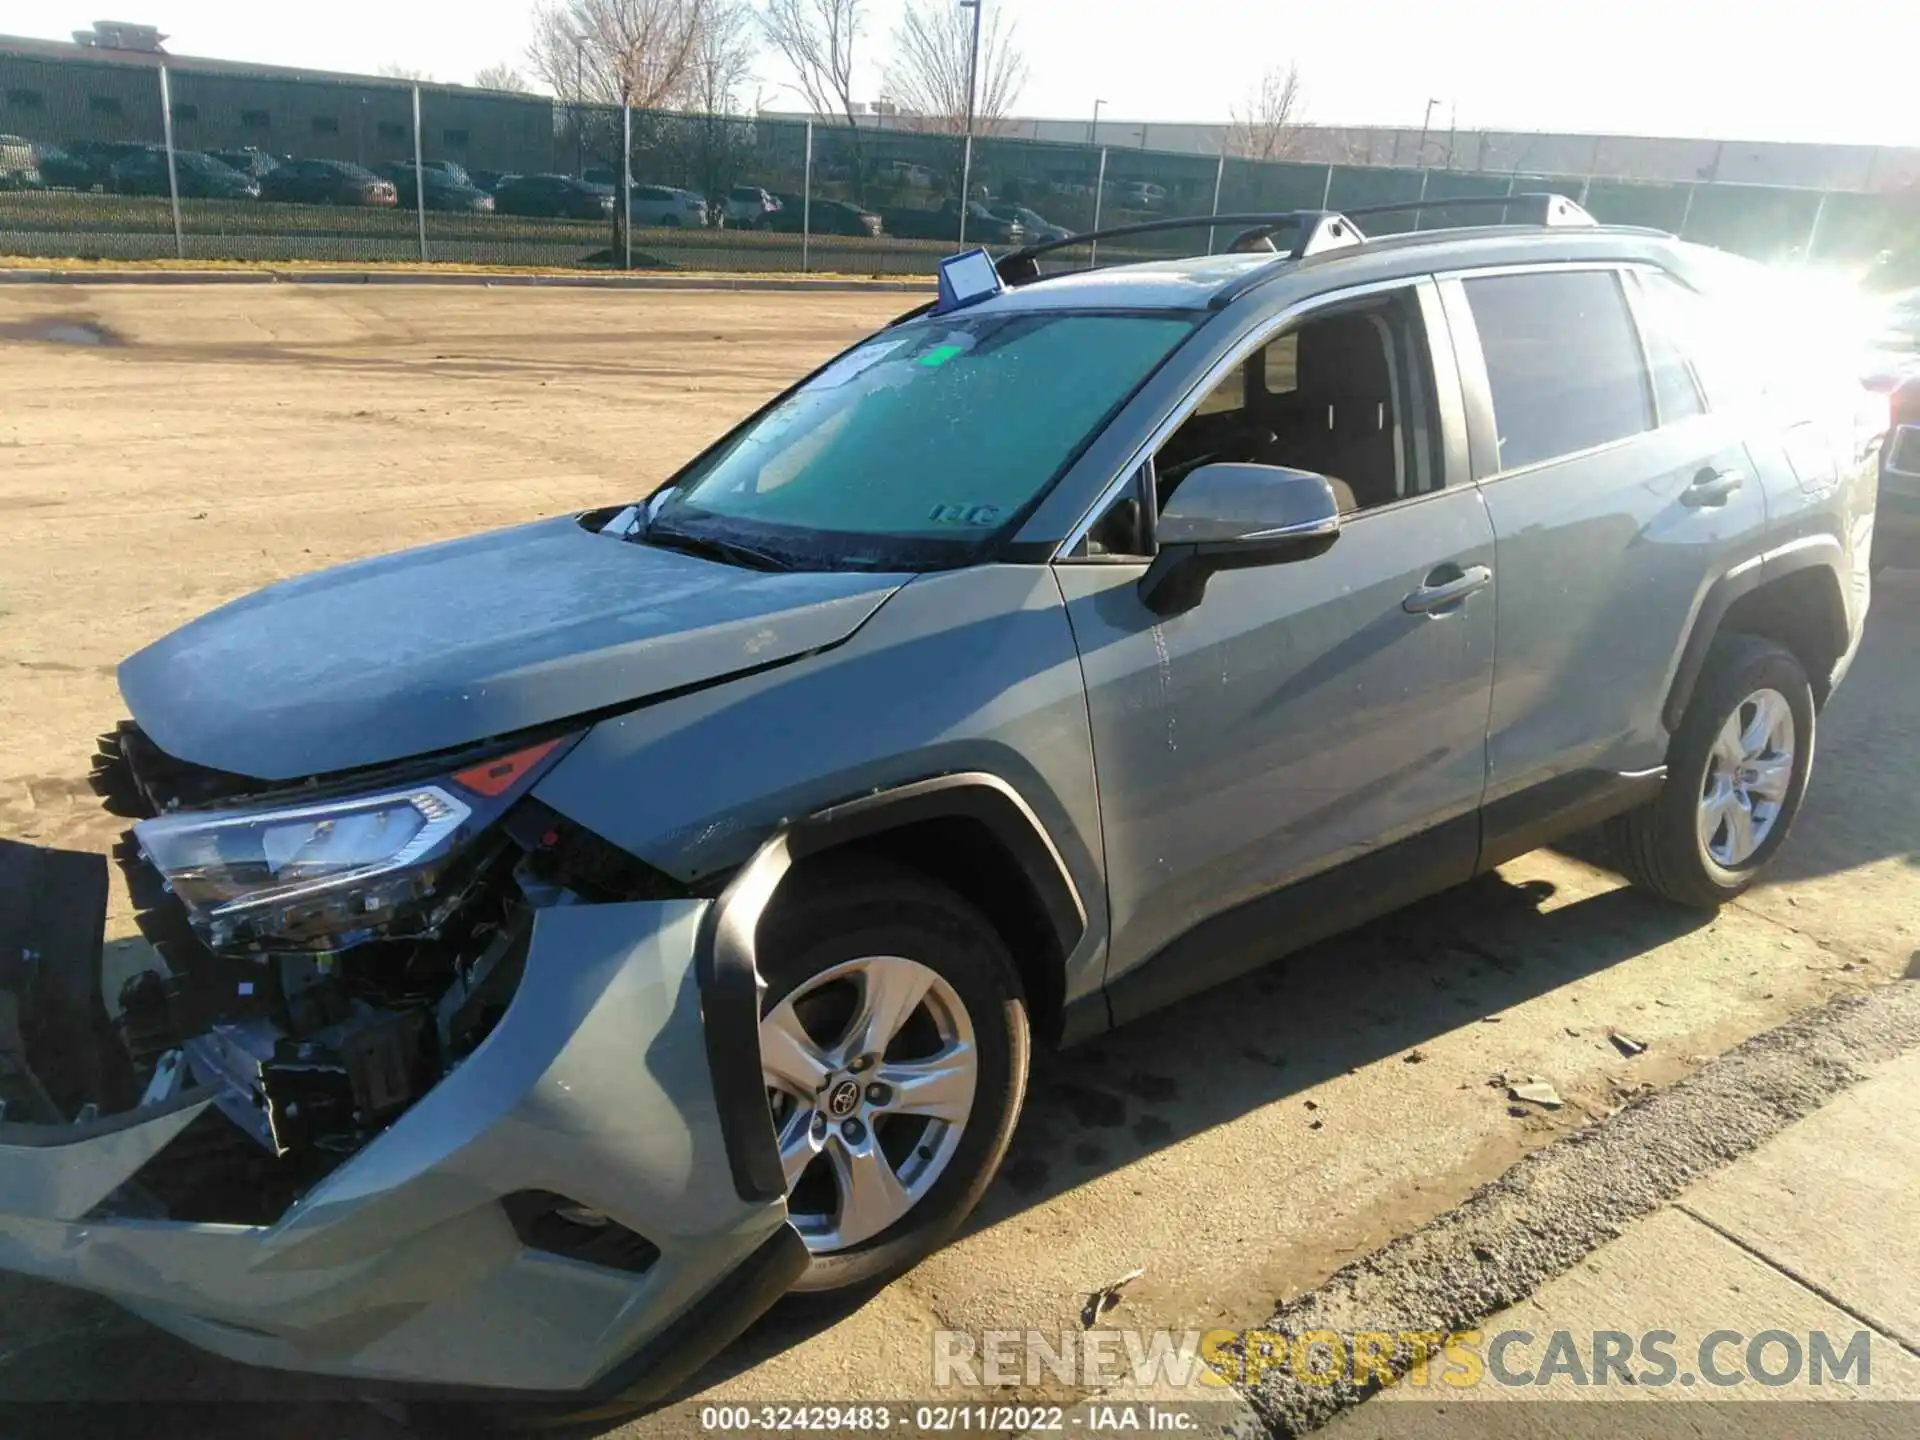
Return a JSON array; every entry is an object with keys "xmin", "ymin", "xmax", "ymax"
[
  {"xmin": 759, "ymin": 0, "xmax": 861, "ymax": 124},
  {"xmin": 882, "ymin": 0, "xmax": 1026, "ymax": 135},
  {"xmin": 529, "ymin": 0, "xmax": 714, "ymax": 110},
  {"xmin": 688, "ymin": 0, "xmax": 756, "ymax": 115},
  {"xmin": 376, "ymin": 62, "xmax": 433, "ymax": 82},
  {"xmin": 1226, "ymin": 63, "xmax": 1307, "ymax": 163},
  {"xmin": 473, "ymin": 63, "xmax": 531, "ymax": 92},
  {"xmin": 759, "ymin": 0, "xmax": 866, "ymax": 195}
]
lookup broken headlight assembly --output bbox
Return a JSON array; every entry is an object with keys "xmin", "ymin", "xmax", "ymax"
[{"xmin": 133, "ymin": 736, "xmax": 572, "ymax": 954}]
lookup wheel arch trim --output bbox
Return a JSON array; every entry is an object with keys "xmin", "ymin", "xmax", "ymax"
[
  {"xmin": 1661, "ymin": 535, "xmax": 1849, "ymax": 735},
  {"xmin": 695, "ymin": 772, "xmax": 1087, "ymax": 1204}
]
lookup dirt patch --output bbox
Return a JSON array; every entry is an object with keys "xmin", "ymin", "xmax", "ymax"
[{"xmin": 0, "ymin": 315, "xmax": 125, "ymax": 347}]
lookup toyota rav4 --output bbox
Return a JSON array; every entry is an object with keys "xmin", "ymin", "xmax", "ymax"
[{"xmin": 0, "ymin": 196, "xmax": 1882, "ymax": 1419}]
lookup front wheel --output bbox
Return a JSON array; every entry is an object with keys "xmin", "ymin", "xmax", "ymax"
[
  {"xmin": 1607, "ymin": 634, "xmax": 1815, "ymax": 907},
  {"xmin": 756, "ymin": 861, "xmax": 1029, "ymax": 1294}
]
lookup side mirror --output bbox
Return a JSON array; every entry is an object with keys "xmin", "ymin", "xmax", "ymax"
[{"xmin": 1139, "ymin": 463, "xmax": 1342, "ymax": 616}]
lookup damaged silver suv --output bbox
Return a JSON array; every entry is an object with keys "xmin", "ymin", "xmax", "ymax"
[{"xmin": 0, "ymin": 197, "xmax": 1883, "ymax": 1418}]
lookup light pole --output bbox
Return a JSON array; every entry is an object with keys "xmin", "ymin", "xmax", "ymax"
[
  {"xmin": 573, "ymin": 33, "xmax": 585, "ymax": 177},
  {"xmin": 1088, "ymin": 97, "xmax": 1104, "ymax": 145},
  {"xmin": 957, "ymin": 0, "xmax": 983, "ymax": 244},
  {"xmin": 960, "ymin": 0, "xmax": 982, "ymax": 143},
  {"xmin": 1417, "ymin": 97, "xmax": 1440, "ymax": 169}
]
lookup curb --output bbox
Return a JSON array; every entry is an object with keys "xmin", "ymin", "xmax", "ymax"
[
  {"xmin": 1235, "ymin": 978, "xmax": 1920, "ymax": 1436},
  {"xmin": 0, "ymin": 267, "xmax": 936, "ymax": 293}
]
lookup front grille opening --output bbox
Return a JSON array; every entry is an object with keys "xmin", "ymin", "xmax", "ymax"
[
  {"xmin": 502, "ymin": 1190, "xmax": 661, "ymax": 1275},
  {"xmin": 87, "ymin": 1105, "xmax": 315, "ymax": 1225}
]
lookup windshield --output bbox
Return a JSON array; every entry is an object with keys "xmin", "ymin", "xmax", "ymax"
[{"xmin": 645, "ymin": 310, "xmax": 1196, "ymax": 571}]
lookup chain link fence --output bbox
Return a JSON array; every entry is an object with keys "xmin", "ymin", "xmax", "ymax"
[{"xmin": 3, "ymin": 51, "xmax": 1916, "ymax": 281}]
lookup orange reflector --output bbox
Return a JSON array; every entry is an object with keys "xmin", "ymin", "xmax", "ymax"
[{"xmin": 453, "ymin": 738, "xmax": 563, "ymax": 798}]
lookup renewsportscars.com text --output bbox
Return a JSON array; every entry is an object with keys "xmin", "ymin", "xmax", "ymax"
[{"xmin": 931, "ymin": 1327, "xmax": 1876, "ymax": 1390}]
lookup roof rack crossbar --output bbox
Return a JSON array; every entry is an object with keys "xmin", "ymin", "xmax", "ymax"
[{"xmin": 994, "ymin": 211, "xmax": 1363, "ymax": 286}]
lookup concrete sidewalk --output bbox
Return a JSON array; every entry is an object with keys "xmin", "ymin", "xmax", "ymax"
[{"xmin": 1342, "ymin": 1043, "xmax": 1920, "ymax": 1417}]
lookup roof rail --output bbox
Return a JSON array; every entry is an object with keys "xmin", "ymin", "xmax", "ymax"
[
  {"xmin": 992, "ymin": 191, "xmax": 1596, "ymax": 290},
  {"xmin": 994, "ymin": 211, "xmax": 1363, "ymax": 286},
  {"xmin": 1339, "ymin": 192, "xmax": 1596, "ymax": 227}
]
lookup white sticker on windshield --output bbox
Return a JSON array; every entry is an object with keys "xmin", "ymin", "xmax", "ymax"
[{"xmin": 809, "ymin": 337, "xmax": 911, "ymax": 390}]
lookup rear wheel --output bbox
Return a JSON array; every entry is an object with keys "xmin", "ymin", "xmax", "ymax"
[
  {"xmin": 756, "ymin": 860, "xmax": 1029, "ymax": 1294},
  {"xmin": 1607, "ymin": 634, "xmax": 1814, "ymax": 907}
]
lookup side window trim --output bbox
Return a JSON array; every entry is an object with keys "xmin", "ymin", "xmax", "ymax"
[
  {"xmin": 1623, "ymin": 264, "xmax": 1711, "ymax": 424},
  {"xmin": 1438, "ymin": 261, "xmax": 1653, "ymax": 483},
  {"xmin": 1056, "ymin": 274, "xmax": 1460, "ymax": 560}
]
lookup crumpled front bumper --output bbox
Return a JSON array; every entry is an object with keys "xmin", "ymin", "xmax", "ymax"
[{"xmin": 0, "ymin": 860, "xmax": 800, "ymax": 1402}]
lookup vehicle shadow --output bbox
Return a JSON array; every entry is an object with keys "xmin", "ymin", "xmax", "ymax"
[{"xmin": 692, "ymin": 867, "xmax": 1716, "ymax": 1391}]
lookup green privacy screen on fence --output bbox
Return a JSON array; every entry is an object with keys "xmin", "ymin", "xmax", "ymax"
[{"xmin": 2, "ymin": 49, "xmax": 1915, "ymax": 280}]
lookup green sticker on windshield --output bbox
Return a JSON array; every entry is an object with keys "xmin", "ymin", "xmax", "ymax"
[{"xmin": 917, "ymin": 343, "xmax": 965, "ymax": 368}]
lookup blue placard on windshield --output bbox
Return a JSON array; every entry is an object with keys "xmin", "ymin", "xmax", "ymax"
[{"xmin": 935, "ymin": 248, "xmax": 1004, "ymax": 315}]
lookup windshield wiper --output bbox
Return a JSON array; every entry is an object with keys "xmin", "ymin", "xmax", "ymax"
[{"xmin": 638, "ymin": 524, "xmax": 798, "ymax": 572}]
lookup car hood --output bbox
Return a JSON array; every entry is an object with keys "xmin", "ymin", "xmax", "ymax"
[{"xmin": 119, "ymin": 515, "xmax": 907, "ymax": 781}]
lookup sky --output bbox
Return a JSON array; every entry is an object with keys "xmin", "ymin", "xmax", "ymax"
[{"xmin": 7, "ymin": 0, "xmax": 1919, "ymax": 146}]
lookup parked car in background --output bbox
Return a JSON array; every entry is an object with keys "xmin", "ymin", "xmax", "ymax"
[
  {"xmin": 61, "ymin": 139, "xmax": 159, "ymax": 189},
  {"xmin": 724, "ymin": 184, "xmax": 782, "ymax": 228},
  {"xmin": 383, "ymin": 162, "xmax": 496, "ymax": 213},
  {"xmin": 28, "ymin": 141, "xmax": 89, "ymax": 189},
  {"xmin": 467, "ymin": 167, "xmax": 510, "ymax": 193},
  {"xmin": 629, "ymin": 184, "xmax": 709, "ymax": 227},
  {"xmin": 110, "ymin": 149, "xmax": 259, "ymax": 200},
  {"xmin": 990, "ymin": 204, "xmax": 1069, "ymax": 244},
  {"xmin": 1115, "ymin": 180, "xmax": 1169, "ymax": 210},
  {"xmin": 209, "ymin": 147, "xmax": 283, "ymax": 180},
  {"xmin": 258, "ymin": 158, "xmax": 397, "ymax": 207},
  {"xmin": 0, "ymin": 134, "xmax": 40, "ymax": 188},
  {"xmin": 883, "ymin": 200, "xmax": 1024, "ymax": 244},
  {"xmin": 1877, "ymin": 288, "xmax": 1920, "ymax": 354},
  {"xmin": 419, "ymin": 159, "xmax": 475, "ymax": 187},
  {"xmin": 1869, "ymin": 360, "xmax": 1920, "ymax": 571},
  {"xmin": 493, "ymin": 173, "xmax": 616, "ymax": 219},
  {"xmin": 766, "ymin": 194, "xmax": 882, "ymax": 237},
  {"xmin": 878, "ymin": 159, "xmax": 933, "ymax": 187}
]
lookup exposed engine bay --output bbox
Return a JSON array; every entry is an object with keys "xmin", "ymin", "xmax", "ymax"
[{"xmin": 1, "ymin": 722, "xmax": 683, "ymax": 1227}]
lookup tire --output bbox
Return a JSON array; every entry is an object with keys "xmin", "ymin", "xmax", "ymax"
[
  {"xmin": 1607, "ymin": 633, "xmax": 1815, "ymax": 907},
  {"xmin": 755, "ymin": 857, "xmax": 1030, "ymax": 1295}
]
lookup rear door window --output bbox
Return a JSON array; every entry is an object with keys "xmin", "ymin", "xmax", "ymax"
[
  {"xmin": 1464, "ymin": 269, "xmax": 1653, "ymax": 472},
  {"xmin": 1631, "ymin": 270, "xmax": 1708, "ymax": 424}
]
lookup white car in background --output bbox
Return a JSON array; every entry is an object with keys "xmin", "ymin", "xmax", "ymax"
[
  {"xmin": 1877, "ymin": 288, "xmax": 1920, "ymax": 354},
  {"xmin": 0, "ymin": 133, "xmax": 40, "ymax": 188},
  {"xmin": 724, "ymin": 185, "xmax": 782, "ymax": 228},
  {"xmin": 628, "ymin": 184, "xmax": 709, "ymax": 227}
]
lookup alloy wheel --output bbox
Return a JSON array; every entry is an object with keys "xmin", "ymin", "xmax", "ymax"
[
  {"xmin": 1698, "ymin": 686, "xmax": 1796, "ymax": 868},
  {"xmin": 760, "ymin": 955, "xmax": 978, "ymax": 1253}
]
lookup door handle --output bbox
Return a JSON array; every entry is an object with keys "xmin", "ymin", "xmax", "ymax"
[
  {"xmin": 1682, "ymin": 466, "xmax": 1746, "ymax": 507},
  {"xmin": 1404, "ymin": 563, "xmax": 1493, "ymax": 615}
]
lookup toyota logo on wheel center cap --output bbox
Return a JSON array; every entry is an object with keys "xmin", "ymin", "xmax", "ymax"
[{"xmin": 826, "ymin": 1078, "xmax": 862, "ymax": 1118}]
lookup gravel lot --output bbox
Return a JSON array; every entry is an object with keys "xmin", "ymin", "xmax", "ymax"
[{"xmin": 0, "ymin": 284, "xmax": 1914, "ymax": 1435}]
